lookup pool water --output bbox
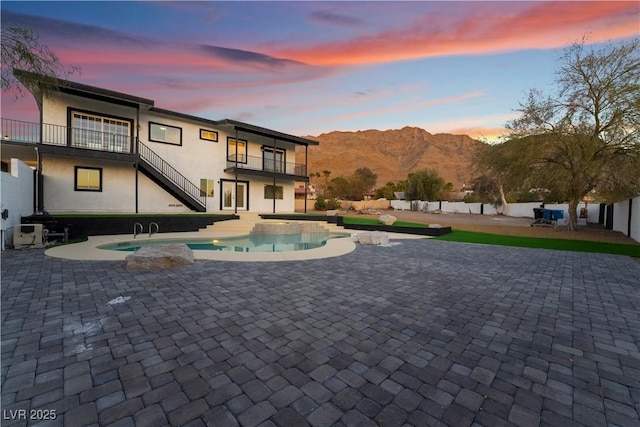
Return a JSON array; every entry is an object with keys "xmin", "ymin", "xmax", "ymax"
[{"xmin": 98, "ymin": 232, "xmax": 349, "ymax": 253}]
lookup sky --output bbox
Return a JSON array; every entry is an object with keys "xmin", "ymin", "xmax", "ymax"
[{"xmin": 1, "ymin": 1, "xmax": 638, "ymax": 142}]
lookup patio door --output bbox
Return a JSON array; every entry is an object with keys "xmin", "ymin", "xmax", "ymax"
[{"xmin": 222, "ymin": 180, "xmax": 248, "ymax": 211}]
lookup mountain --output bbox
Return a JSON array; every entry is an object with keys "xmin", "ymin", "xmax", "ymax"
[{"xmin": 301, "ymin": 126, "xmax": 487, "ymax": 189}]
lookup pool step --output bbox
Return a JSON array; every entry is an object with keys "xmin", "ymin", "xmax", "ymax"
[{"xmin": 200, "ymin": 217, "xmax": 346, "ymax": 235}]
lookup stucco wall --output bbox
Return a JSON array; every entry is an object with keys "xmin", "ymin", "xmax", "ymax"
[
  {"xmin": 137, "ymin": 111, "xmax": 300, "ymax": 201},
  {"xmin": 390, "ymin": 200, "xmax": 600, "ymax": 222},
  {"xmin": 246, "ymin": 178, "xmax": 296, "ymax": 213},
  {"xmin": 1, "ymin": 159, "xmax": 35, "ymax": 249},
  {"xmin": 39, "ymin": 91, "xmax": 303, "ymax": 214},
  {"xmin": 612, "ymin": 197, "xmax": 640, "ymax": 242},
  {"xmin": 41, "ymin": 156, "xmax": 191, "ymax": 213}
]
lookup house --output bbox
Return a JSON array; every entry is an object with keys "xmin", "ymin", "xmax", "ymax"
[{"xmin": 0, "ymin": 71, "xmax": 318, "ymax": 215}]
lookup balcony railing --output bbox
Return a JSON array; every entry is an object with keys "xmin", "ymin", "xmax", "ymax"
[
  {"xmin": 1, "ymin": 118, "xmax": 131, "ymax": 154},
  {"xmin": 226, "ymin": 154, "xmax": 307, "ymax": 177}
]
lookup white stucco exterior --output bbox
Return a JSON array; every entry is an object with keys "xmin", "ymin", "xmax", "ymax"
[
  {"xmin": 612, "ymin": 197, "xmax": 640, "ymax": 242},
  {"xmin": 0, "ymin": 159, "xmax": 35, "ymax": 249},
  {"xmin": 29, "ymin": 81, "xmax": 312, "ymax": 214}
]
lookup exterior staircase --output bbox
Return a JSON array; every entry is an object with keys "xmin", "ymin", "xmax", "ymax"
[{"xmin": 137, "ymin": 141, "xmax": 206, "ymax": 212}]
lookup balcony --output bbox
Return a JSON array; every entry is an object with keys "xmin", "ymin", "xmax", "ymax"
[
  {"xmin": 225, "ymin": 154, "xmax": 307, "ymax": 179},
  {"xmin": 1, "ymin": 118, "xmax": 132, "ymax": 154}
]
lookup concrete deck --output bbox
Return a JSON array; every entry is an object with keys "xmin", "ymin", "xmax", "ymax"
[
  {"xmin": 2, "ymin": 240, "xmax": 639, "ymax": 426},
  {"xmin": 43, "ymin": 229, "xmax": 425, "ymax": 262}
]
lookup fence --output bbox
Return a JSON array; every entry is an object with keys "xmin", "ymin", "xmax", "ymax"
[
  {"xmin": 392, "ymin": 200, "xmax": 595, "ymax": 220},
  {"xmin": 610, "ymin": 197, "xmax": 639, "ymax": 242},
  {"xmin": 388, "ymin": 199, "xmax": 638, "ymax": 242}
]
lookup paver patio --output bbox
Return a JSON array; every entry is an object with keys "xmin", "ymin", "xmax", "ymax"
[{"xmin": 2, "ymin": 239, "xmax": 639, "ymax": 426}]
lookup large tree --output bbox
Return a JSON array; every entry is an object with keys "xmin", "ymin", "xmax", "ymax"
[
  {"xmin": 1, "ymin": 26, "xmax": 80, "ymax": 98},
  {"xmin": 405, "ymin": 169, "xmax": 445, "ymax": 202},
  {"xmin": 354, "ymin": 167, "xmax": 377, "ymax": 190},
  {"xmin": 479, "ymin": 37, "xmax": 640, "ymax": 230},
  {"xmin": 470, "ymin": 175, "xmax": 506, "ymax": 210}
]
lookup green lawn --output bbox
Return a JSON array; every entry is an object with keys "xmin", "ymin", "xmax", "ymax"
[
  {"xmin": 342, "ymin": 216, "xmax": 431, "ymax": 228},
  {"xmin": 435, "ymin": 230, "xmax": 640, "ymax": 258}
]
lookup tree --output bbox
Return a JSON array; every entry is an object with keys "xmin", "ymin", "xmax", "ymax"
[
  {"xmin": 470, "ymin": 175, "xmax": 506, "ymax": 209},
  {"xmin": 354, "ymin": 167, "xmax": 377, "ymax": 190},
  {"xmin": 375, "ymin": 181, "xmax": 397, "ymax": 199},
  {"xmin": 1, "ymin": 26, "xmax": 80, "ymax": 98},
  {"xmin": 321, "ymin": 170, "xmax": 332, "ymax": 197},
  {"xmin": 481, "ymin": 37, "xmax": 640, "ymax": 230},
  {"xmin": 405, "ymin": 169, "xmax": 445, "ymax": 201},
  {"xmin": 326, "ymin": 176, "xmax": 350, "ymax": 200}
]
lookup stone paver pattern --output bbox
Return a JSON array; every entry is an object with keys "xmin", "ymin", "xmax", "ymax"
[{"xmin": 2, "ymin": 239, "xmax": 640, "ymax": 426}]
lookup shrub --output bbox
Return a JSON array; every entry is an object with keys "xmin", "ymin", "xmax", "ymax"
[
  {"xmin": 314, "ymin": 196, "xmax": 327, "ymax": 211},
  {"xmin": 326, "ymin": 198, "xmax": 341, "ymax": 210}
]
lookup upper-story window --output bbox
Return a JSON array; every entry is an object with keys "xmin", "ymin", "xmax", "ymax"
[
  {"xmin": 149, "ymin": 122, "xmax": 182, "ymax": 146},
  {"xmin": 200, "ymin": 129, "xmax": 218, "ymax": 142},
  {"xmin": 71, "ymin": 111, "xmax": 131, "ymax": 153},
  {"xmin": 263, "ymin": 147, "xmax": 285, "ymax": 173},
  {"xmin": 227, "ymin": 138, "xmax": 247, "ymax": 163}
]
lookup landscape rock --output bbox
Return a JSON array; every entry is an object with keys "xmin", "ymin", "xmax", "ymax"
[
  {"xmin": 429, "ymin": 224, "xmax": 443, "ymax": 228},
  {"xmin": 326, "ymin": 209, "xmax": 339, "ymax": 216},
  {"xmin": 379, "ymin": 214, "xmax": 397, "ymax": 225},
  {"xmin": 126, "ymin": 244, "xmax": 194, "ymax": 271},
  {"xmin": 357, "ymin": 232, "xmax": 390, "ymax": 245}
]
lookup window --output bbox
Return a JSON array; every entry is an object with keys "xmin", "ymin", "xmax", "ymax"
[
  {"xmin": 264, "ymin": 185, "xmax": 284, "ymax": 199},
  {"xmin": 227, "ymin": 138, "xmax": 247, "ymax": 163},
  {"xmin": 149, "ymin": 122, "xmax": 182, "ymax": 145},
  {"xmin": 200, "ymin": 179, "xmax": 215, "ymax": 197},
  {"xmin": 263, "ymin": 147, "xmax": 285, "ymax": 173},
  {"xmin": 200, "ymin": 129, "xmax": 218, "ymax": 142},
  {"xmin": 71, "ymin": 111, "xmax": 131, "ymax": 152},
  {"xmin": 75, "ymin": 167, "xmax": 102, "ymax": 192}
]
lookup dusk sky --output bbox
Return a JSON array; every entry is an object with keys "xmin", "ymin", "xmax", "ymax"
[{"xmin": 1, "ymin": 1, "xmax": 638, "ymax": 142}]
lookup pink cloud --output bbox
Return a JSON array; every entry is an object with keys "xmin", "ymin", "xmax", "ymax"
[{"xmin": 272, "ymin": 2, "xmax": 639, "ymax": 65}]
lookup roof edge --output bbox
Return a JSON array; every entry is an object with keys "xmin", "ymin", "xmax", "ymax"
[{"xmin": 14, "ymin": 69, "xmax": 155, "ymax": 108}]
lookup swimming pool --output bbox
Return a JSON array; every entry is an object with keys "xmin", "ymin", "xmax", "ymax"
[{"xmin": 98, "ymin": 232, "xmax": 349, "ymax": 253}]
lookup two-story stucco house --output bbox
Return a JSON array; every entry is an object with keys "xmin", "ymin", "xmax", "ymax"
[{"xmin": 1, "ymin": 71, "xmax": 317, "ymax": 215}]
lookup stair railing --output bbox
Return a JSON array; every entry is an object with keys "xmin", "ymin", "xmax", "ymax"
[{"xmin": 138, "ymin": 141, "xmax": 206, "ymax": 210}]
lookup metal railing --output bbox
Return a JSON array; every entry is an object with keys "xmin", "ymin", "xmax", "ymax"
[
  {"xmin": 226, "ymin": 154, "xmax": 307, "ymax": 177},
  {"xmin": 1, "ymin": 118, "xmax": 131, "ymax": 153},
  {"xmin": 138, "ymin": 141, "xmax": 206, "ymax": 210},
  {"xmin": 2, "ymin": 118, "xmax": 43, "ymax": 143}
]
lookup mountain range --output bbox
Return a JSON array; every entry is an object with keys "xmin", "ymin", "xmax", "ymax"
[{"xmin": 302, "ymin": 126, "xmax": 487, "ymax": 189}]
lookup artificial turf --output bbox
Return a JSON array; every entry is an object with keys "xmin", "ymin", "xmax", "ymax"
[
  {"xmin": 342, "ymin": 217, "xmax": 431, "ymax": 228},
  {"xmin": 434, "ymin": 229, "xmax": 640, "ymax": 258}
]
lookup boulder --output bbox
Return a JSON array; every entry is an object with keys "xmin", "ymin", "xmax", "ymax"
[
  {"xmin": 379, "ymin": 214, "xmax": 397, "ymax": 225},
  {"xmin": 326, "ymin": 209, "xmax": 339, "ymax": 216},
  {"xmin": 126, "ymin": 244, "xmax": 194, "ymax": 271},
  {"xmin": 357, "ymin": 232, "xmax": 390, "ymax": 245}
]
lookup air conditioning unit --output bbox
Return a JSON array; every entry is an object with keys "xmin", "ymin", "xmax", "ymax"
[{"xmin": 13, "ymin": 224, "xmax": 45, "ymax": 249}]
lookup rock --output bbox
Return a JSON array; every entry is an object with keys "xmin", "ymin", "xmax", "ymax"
[
  {"xmin": 357, "ymin": 232, "xmax": 390, "ymax": 245},
  {"xmin": 379, "ymin": 214, "xmax": 397, "ymax": 225},
  {"xmin": 251, "ymin": 222, "xmax": 301, "ymax": 235},
  {"xmin": 429, "ymin": 224, "xmax": 442, "ymax": 228},
  {"xmin": 326, "ymin": 209, "xmax": 339, "ymax": 216},
  {"xmin": 126, "ymin": 244, "xmax": 194, "ymax": 271}
]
